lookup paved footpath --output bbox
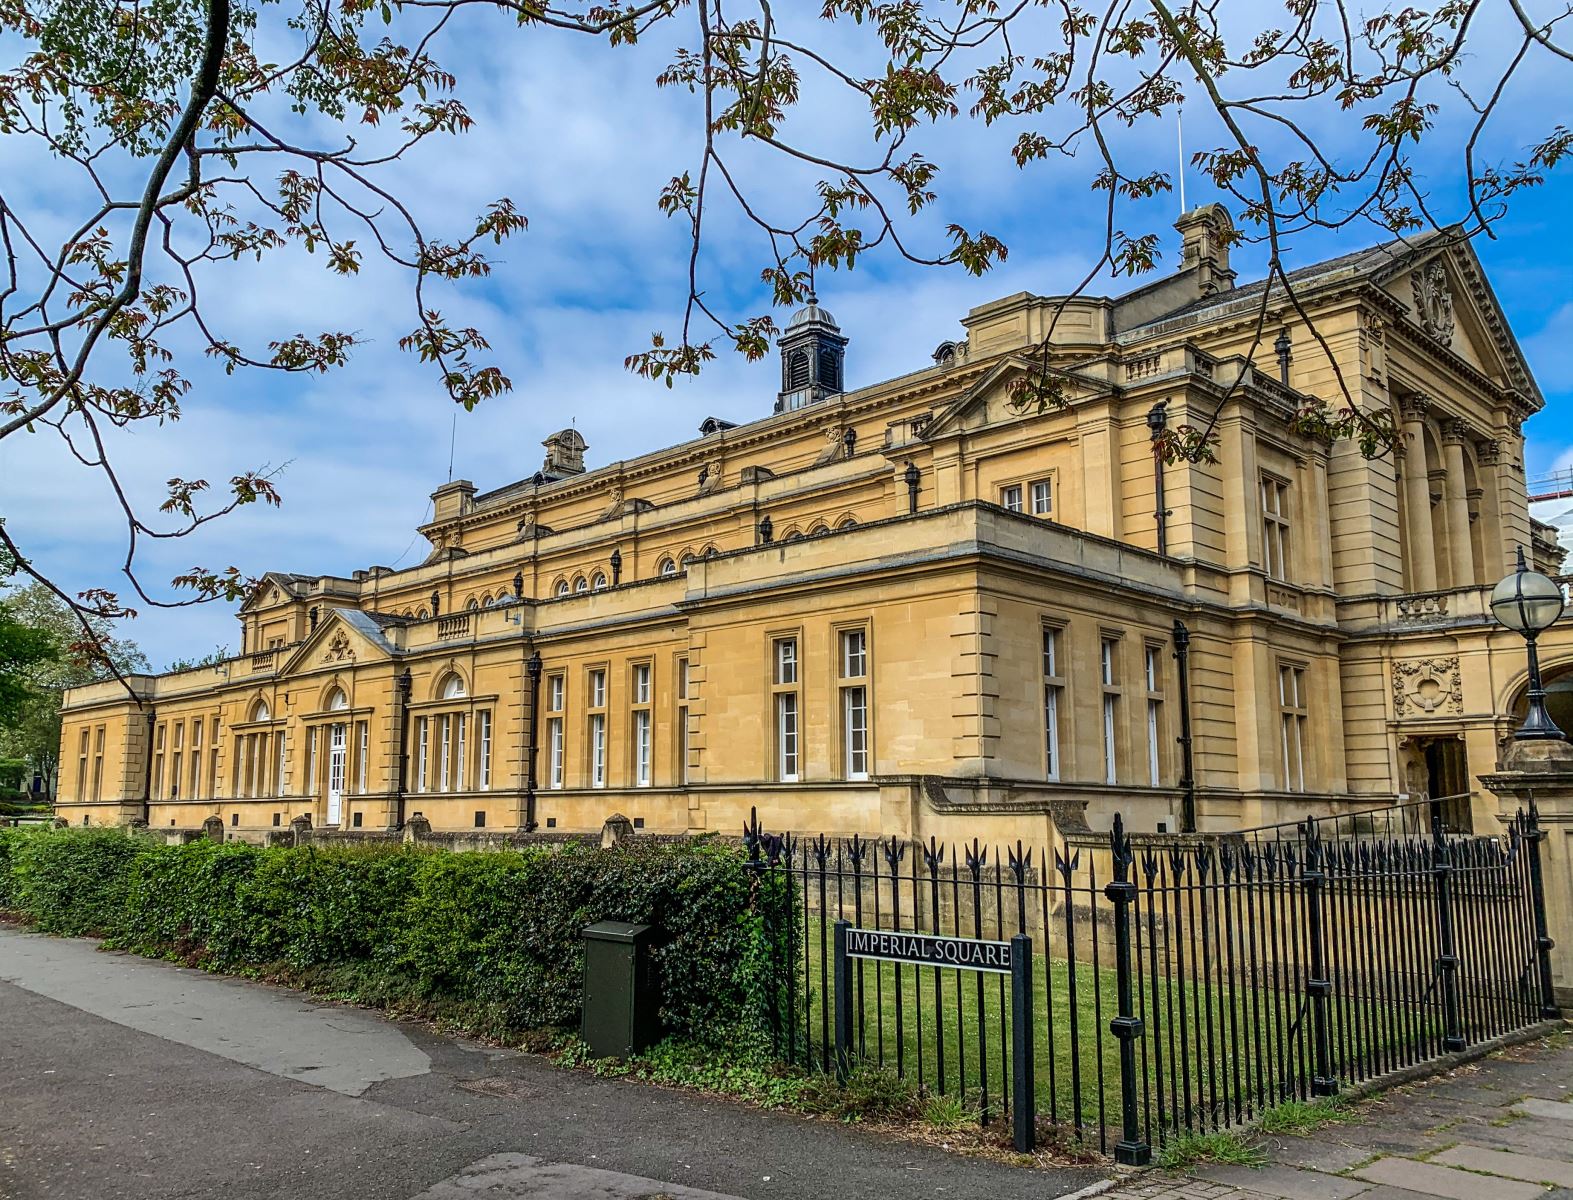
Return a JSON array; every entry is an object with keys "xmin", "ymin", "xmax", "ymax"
[
  {"xmin": 0, "ymin": 927, "xmax": 1105, "ymax": 1200},
  {"xmin": 1107, "ymin": 1032, "xmax": 1573, "ymax": 1200}
]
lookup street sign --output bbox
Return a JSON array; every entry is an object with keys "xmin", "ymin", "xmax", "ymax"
[{"xmin": 843, "ymin": 926, "xmax": 1014, "ymax": 973}]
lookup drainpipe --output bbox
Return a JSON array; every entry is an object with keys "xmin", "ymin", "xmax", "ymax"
[
  {"xmin": 393, "ymin": 667, "xmax": 412, "ymax": 828},
  {"xmin": 1173, "ymin": 619, "xmax": 1197, "ymax": 833},
  {"xmin": 141, "ymin": 708, "xmax": 156, "ymax": 825},
  {"xmin": 1147, "ymin": 402, "xmax": 1172, "ymax": 556},
  {"xmin": 524, "ymin": 649, "xmax": 543, "ymax": 832}
]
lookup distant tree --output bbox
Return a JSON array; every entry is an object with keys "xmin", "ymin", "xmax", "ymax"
[
  {"xmin": 165, "ymin": 645, "xmax": 231, "ymax": 673},
  {"xmin": 0, "ymin": 575, "xmax": 147, "ymax": 799},
  {"xmin": 2, "ymin": 0, "xmax": 1568, "ymax": 651}
]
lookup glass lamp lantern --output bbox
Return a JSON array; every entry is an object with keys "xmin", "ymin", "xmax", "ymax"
[{"xmin": 1491, "ymin": 547, "xmax": 1567, "ymax": 740}]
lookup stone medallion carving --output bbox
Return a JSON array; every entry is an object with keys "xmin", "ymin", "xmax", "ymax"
[
  {"xmin": 324, "ymin": 631, "xmax": 352, "ymax": 662},
  {"xmin": 1392, "ymin": 655, "xmax": 1462, "ymax": 716},
  {"xmin": 1410, "ymin": 260, "xmax": 1455, "ymax": 347}
]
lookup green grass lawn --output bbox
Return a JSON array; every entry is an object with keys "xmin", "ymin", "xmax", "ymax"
[{"xmin": 778, "ymin": 915, "xmax": 1420, "ymax": 1142}]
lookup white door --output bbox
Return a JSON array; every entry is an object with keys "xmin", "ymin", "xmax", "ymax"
[{"xmin": 327, "ymin": 723, "xmax": 346, "ymax": 825}]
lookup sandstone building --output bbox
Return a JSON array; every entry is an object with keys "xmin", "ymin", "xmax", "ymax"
[{"xmin": 57, "ymin": 208, "xmax": 1569, "ymax": 844}]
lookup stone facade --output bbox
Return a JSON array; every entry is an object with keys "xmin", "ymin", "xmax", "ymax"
[{"xmin": 56, "ymin": 209, "xmax": 1569, "ymax": 844}]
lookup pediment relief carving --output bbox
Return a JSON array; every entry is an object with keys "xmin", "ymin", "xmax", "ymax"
[{"xmin": 1410, "ymin": 260, "xmax": 1455, "ymax": 347}]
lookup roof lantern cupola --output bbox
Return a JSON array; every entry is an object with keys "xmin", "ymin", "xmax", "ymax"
[{"xmin": 775, "ymin": 294, "xmax": 849, "ymax": 415}]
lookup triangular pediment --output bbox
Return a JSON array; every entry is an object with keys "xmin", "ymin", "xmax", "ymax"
[
  {"xmin": 277, "ymin": 607, "xmax": 400, "ymax": 677},
  {"xmin": 1371, "ymin": 237, "xmax": 1543, "ymax": 409},
  {"xmin": 238, "ymin": 571, "xmax": 310, "ymax": 615},
  {"xmin": 922, "ymin": 355, "xmax": 1113, "ymax": 441}
]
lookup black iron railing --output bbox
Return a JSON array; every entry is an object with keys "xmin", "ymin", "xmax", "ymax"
[{"xmin": 743, "ymin": 803, "xmax": 1557, "ymax": 1161}]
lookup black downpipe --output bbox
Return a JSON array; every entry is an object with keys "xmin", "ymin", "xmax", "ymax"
[
  {"xmin": 393, "ymin": 668, "xmax": 412, "ymax": 827},
  {"xmin": 141, "ymin": 708, "xmax": 156, "ymax": 824},
  {"xmin": 1147, "ymin": 402, "xmax": 1172, "ymax": 556},
  {"xmin": 524, "ymin": 649, "xmax": 543, "ymax": 832},
  {"xmin": 1173, "ymin": 620, "xmax": 1197, "ymax": 833}
]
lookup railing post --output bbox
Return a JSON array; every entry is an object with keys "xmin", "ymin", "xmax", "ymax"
[
  {"xmin": 1104, "ymin": 814, "xmax": 1150, "ymax": 1166},
  {"xmin": 833, "ymin": 919, "xmax": 853, "ymax": 1082},
  {"xmin": 1302, "ymin": 820, "xmax": 1338, "ymax": 1096},
  {"xmin": 1523, "ymin": 799, "xmax": 1561, "ymax": 1019},
  {"xmin": 1432, "ymin": 813, "xmax": 1467, "ymax": 1052},
  {"xmin": 1011, "ymin": 933, "xmax": 1035, "ymax": 1154}
]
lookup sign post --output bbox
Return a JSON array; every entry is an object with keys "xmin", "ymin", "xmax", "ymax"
[{"xmin": 835, "ymin": 923, "xmax": 1036, "ymax": 1153}]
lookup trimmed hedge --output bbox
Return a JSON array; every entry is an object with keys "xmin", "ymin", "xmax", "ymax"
[{"xmin": 0, "ymin": 827, "xmax": 788, "ymax": 1042}]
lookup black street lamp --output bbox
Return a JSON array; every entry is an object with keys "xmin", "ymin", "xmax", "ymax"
[
  {"xmin": 513, "ymin": 570, "xmax": 524, "ymax": 600},
  {"xmin": 610, "ymin": 548, "xmax": 623, "ymax": 586},
  {"xmin": 758, "ymin": 514, "xmax": 774, "ymax": 545},
  {"xmin": 1274, "ymin": 328, "xmax": 1292, "ymax": 384},
  {"xmin": 1491, "ymin": 546, "xmax": 1567, "ymax": 741},
  {"xmin": 903, "ymin": 461, "xmax": 921, "ymax": 514},
  {"xmin": 842, "ymin": 427, "xmax": 857, "ymax": 459},
  {"xmin": 430, "ymin": 589, "xmax": 441, "ymax": 617}
]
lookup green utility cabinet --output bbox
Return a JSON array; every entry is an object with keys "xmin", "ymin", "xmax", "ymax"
[{"xmin": 581, "ymin": 920, "xmax": 661, "ymax": 1059}]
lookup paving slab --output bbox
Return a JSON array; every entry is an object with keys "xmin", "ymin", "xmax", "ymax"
[
  {"xmin": 1191, "ymin": 1163, "xmax": 1372, "ymax": 1200},
  {"xmin": 1352, "ymin": 1156, "xmax": 1548, "ymax": 1200},
  {"xmin": 408, "ymin": 1153, "xmax": 747, "ymax": 1199},
  {"xmin": 1255, "ymin": 1136, "xmax": 1377, "ymax": 1174},
  {"xmin": 1433, "ymin": 1146, "xmax": 1573, "ymax": 1188},
  {"xmin": 1514, "ymin": 1099, "xmax": 1573, "ymax": 1121}
]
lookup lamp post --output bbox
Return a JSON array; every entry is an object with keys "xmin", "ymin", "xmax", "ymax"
[
  {"xmin": 513, "ymin": 570, "xmax": 524, "ymax": 601},
  {"xmin": 842, "ymin": 427, "xmax": 857, "ymax": 459},
  {"xmin": 758, "ymin": 514, "xmax": 774, "ymax": 545},
  {"xmin": 1491, "ymin": 546, "xmax": 1567, "ymax": 741},
  {"xmin": 1146, "ymin": 402, "xmax": 1171, "ymax": 556},
  {"xmin": 903, "ymin": 461, "xmax": 921, "ymax": 514},
  {"xmin": 1274, "ymin": 328, "xmax": 1292, "ymax": 384},
  {"xmin": 610, "ymin": 548, "xmax": 622, "ymax": 586}
]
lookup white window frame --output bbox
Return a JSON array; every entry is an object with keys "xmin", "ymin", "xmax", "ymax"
[
  {"xmin": 357, "ymin": 721, "xmax": 369, "ymax": 793},
  {"xmin": 1101, "ymin": 636, "xmax": 1120, "ymax": 785},
  {"xmin": 455, "ymin": 713, "xmax": 467, "ymax": 792},
  {"xmin": 478, "ymin": 711, "xmax": 491, "ymax": 790},
  {"xmin": 1000, "ymin": 483, "xmax": 1024, "ymax": 513},
  {"xmin": 1031, "ymin": 478, "xmax": 1053, "ymax": 515},
  {"xmin": 590, "ymin": 713, "xmax": 607, "ymax": 788},
  {"xmin": 415, "ymin": 718, "xmax": 428, "ymax": 793},
  {"xmin": 633, "ymin": 663, "xmax": 651, "ymax": 705},
  {"xmin": 840, "ymin": 629, "xmax": 867, "ymax": 680},
  {"xmin": 1262, "ymin": 474, "xmax": 1291, "ymax": 582},
  {"xmin": 548, "ymin": 717, "xmax": 564, "ymax": 788},
  {"xmin": 439, "ymin": 715, "xmax": 452, "ymax": 792},
  {"xmin": 634, "ymin": 710, "xmax": 652, "ymax": 787},
  {"xmin": 1279, "ymin": 663, "xmax": 1308, "ymax": 792},
  {"xmin": 843, "ymin": 686, "xmax": 870, "ymax": 780},
  {"xmin": 776, "ymin": 692, "xmax": 800, "ymax": 783},
  {"xmin": 1043, "ymin": 625, "xmax": 1064, "ymax": 781}
]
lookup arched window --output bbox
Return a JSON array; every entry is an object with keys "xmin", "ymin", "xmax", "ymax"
[
  {"xmin": 251, "ymin": 699, "xmax": 271, "ymax": 722},
  {"xmin": 787, "ymin": 348, "xmax": 810, "ymax": 390},
  {"xmin": 416, "ymin": 608, "xmax": 429, "ymax": 620},
  {"xmin": 784, "ymin": 530, "xmax": 805, "ymax": 543},
  {"xmin": 465, "ymin": 597, "xmax": 480, "ymax": 612},
  {"xmin": 326, "ymin": 687, "xmax": 348, "ymax": 711},
  {"xmin": 554, "ymin": 579, "xmax": 570, "ymax": 598},
  {"xmin": 658, "ymin": 557, "xmax": 677, "ymax": 576},
  {"xmin": 441, "ymin": 674, "xmax": 466, "ymax": 700},
  {"xmin": 809, "ymin": 524, "xmax": 830, "ymax": 538},
  {"xmin": 592, "ymin": 572, "xmax": 608, "ymax": 591},
  {"xmin": 702, "ymin": 545, "xmax": 718, "ymax": 559},
  {"xmin": 836, "ymin": 516, "xmax": 858, "ymax": 530},
  {"xmin": 482, "ymin": 594, "xmax": 496, "ymax": 608},
  {"xmin": 573, "ymin": 576, "xmax": 589, "ymax": 594},
  {"xmin": 680, "ymin": 553, "xmax": 695, "ymax": 567}
]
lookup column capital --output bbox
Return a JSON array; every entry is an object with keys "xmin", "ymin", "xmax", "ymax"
[
  {"xmin": 1442, "ymin": 419, "xmax": 1472, "ymax": 446},
  {"xmin": 1399, "ymin": 393, "xmax": 1433, "ymax": 421},
  {"xmin": 1476, "ymin": 438, "xmax": 1503, "ymax": 466}
]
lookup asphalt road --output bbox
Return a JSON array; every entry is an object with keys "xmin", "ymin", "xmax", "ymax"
[{"xmin": 0, "ymin": 928, "xmax": 1109, "ymax": 1200}]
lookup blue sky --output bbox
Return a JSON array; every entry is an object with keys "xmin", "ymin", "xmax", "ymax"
[{"xmin": 2, "ymin": 8, "xmax": 1571, "ymax": 669}]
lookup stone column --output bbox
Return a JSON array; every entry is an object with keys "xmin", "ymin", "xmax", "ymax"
[
  {"xmin": 1442, "ymin": 420, "xmax": 1477, "ymax": 587},
  {"xmin": 1475, "ymin": 439, "xmax": 1508, "ymax": 580},
  {"xmin": 1399, "ymin": 396, "xmax": 1438, "ymax": 592},
  {"xmin": 1483, "ymin": 738, "xmax": 1573, "ymax": 1009}
]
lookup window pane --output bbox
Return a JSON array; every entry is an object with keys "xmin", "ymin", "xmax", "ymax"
[
  {"xmin": 776, "ymin": 638, "xmax": 798, "ymax": 685},
  {"xmin": 843, "ymin": 686, "xmax": 869, "ymax": 778},
  {"xmin": 777, "ymin": 693, "xmax": 799, "ymax": 781},
  {"xmin": 841, "ymin": 629, "xmax": 867, "ymax": 678},
  {"xmin": 1031, "ymin": 480, "xmax": 1052, "ymax": 515}
]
